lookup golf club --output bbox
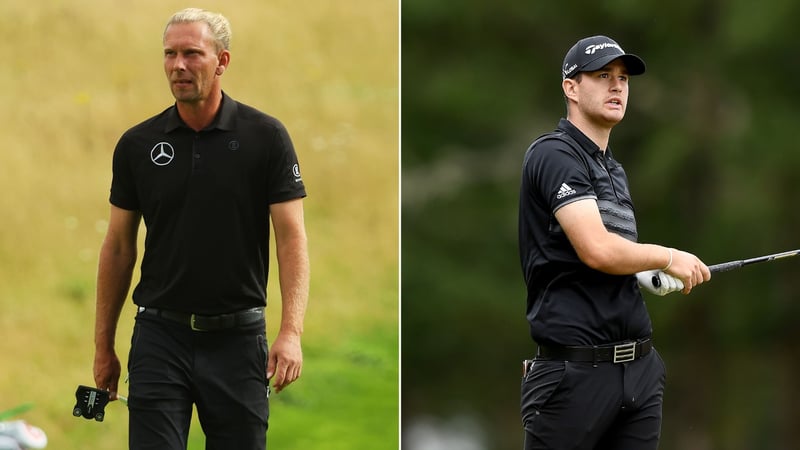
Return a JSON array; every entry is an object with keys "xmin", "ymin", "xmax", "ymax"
[
  {"xmin": 707, "ymin": 248, "xmax": 800, "ymax": 273},
  {"xmin": 649, "ymin": 248, "xmax": 800, "ymax": 288},
  {"xmin": 72, "ymin": 385, "xmax": 128, "ymax": 422}
]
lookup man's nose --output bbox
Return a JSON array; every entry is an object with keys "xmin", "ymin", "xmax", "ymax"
[{"xmin": 170, "ymin": 55, "xmax": 187, "ymax": 71}]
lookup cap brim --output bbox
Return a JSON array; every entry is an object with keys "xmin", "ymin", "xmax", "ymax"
[{"xmin": 582, "ymin": 53, "xmax": 646, "ymax": 76}]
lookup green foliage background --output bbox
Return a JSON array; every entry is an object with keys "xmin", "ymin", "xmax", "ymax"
[
  {"xmin": 402, "ymin": 1, "xmax": 800, "ymax": 449},
  {"xmin": 0, "ymin": 1, "xmax": 398, "ymax": 449}
]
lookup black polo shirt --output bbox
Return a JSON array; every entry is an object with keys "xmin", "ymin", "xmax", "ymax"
[
  {"xmin": 518, "ymin": 118, "xmax": 652, "ymax": 346},
  {"xmin": 110, "ymin": 92, "xmax": 306, "ymax": 314}
]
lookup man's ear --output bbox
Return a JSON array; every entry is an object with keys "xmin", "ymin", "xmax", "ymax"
[
  {"xmin": 216, "ymin": 50, "xmax": 231, "ymax": 76},
  {"xmin": 562, "ymin": 78, "xmax": 578, "ymax": 102}
]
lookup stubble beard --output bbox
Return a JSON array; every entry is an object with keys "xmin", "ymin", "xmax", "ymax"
[{"xmin": 171, "ymin": 84, "xmax": 202, "ymax": 104}]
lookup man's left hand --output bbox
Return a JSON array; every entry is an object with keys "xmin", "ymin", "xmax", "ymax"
[
  {"xmin": 636, "ymin": 270, "xmax": 685, "ymax": 296},
  {"xmin": 267, "ymin": 331, "xmax": 303, "ymax": 393}
]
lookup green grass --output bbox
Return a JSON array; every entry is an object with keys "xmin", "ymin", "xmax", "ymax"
[
  {"xmin": 184, "ymin": 326, "xmax": 399, "ymax": 449},
  {"xmin": 268, "ymin": 327, "xmax": 399, "ymax": 448},
  {"xmin": 0, "ymin": 0, "xmax": 398, "ymax": 448}
]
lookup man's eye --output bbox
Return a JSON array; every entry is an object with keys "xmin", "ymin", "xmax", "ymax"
[{"xmin": 599, "ymin": 73, "xmax": 609, "ymax": 78}]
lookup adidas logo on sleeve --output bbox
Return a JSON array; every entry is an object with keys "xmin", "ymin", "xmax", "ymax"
[{"xmin": 556, "ymin": 183, "xmax": 577, "ymax": 199}]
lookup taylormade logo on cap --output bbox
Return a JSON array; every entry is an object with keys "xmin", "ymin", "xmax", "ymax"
[{"xmin": 584, "ymin": 42, "xmax": 622, "ymax": 55}]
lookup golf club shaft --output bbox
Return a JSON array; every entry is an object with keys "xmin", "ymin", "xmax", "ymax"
[
  {"xmin": 649, "ymin": 248, "xmax": 800, "ymax": 289},
  {"xmin": 708, "ymin": 248, "xmax": 800, "ymax": 273}
]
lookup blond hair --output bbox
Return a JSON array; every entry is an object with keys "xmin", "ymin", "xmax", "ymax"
[{"xmin": 164, "ymin": 8, "xmax": 232, "ymax": 52}]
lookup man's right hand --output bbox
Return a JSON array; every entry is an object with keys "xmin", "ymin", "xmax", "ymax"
[
  {"xmin": 93, "ymin": 348, "xmax": 121, "ymax": 400},
  {"xmin": 663, "ymin": 248, "xmax": 711, "ymax": 294}
]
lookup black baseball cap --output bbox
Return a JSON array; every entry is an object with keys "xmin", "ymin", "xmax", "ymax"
[{"xmin": 562, "ymin": 35, "xmax": 646, "ymax": 79}]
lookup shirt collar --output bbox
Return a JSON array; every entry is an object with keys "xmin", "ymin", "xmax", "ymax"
[
  {"xmin": 165, "ymin": 91, "xmax": 237, "ymax": 133},
  {"xmin": 557, "ymin": 118, "xmax": 614, "ymax": 158}
]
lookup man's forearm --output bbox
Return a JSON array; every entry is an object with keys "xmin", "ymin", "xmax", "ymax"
[
  {"xmin": 95, "ymin": 245, "xmax": 137, "ymax": 352},
  {"xmin": 276, "ymin": 234, "xmax": 309, "ymax": 336}
]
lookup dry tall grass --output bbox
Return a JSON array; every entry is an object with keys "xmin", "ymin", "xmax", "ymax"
[{"xmin": 0, "ymin": 1, "xmax": 398, "ymax": 448}]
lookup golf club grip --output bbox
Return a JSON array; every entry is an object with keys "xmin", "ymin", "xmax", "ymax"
[
  {"xmin": 652, "ymin": 260, "xmax": 743, "ymax": 289},
  {"xmin": 708, "ymin": 261, "xmax": 744, "ymax": 273}
]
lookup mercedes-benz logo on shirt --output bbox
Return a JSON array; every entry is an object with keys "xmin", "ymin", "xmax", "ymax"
[{"xmin": 150, "ymin": 142, "xmax": 175, "ymax": 166}]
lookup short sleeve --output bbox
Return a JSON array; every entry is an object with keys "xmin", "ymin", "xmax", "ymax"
[
  {"xmin": 266, "ymin": 122, "xmax": 307, "ymax": 204},
  {"xmin": 109, "ymin": 135, "xmax": 140, "ymax": 211},
  {"xmin": 524, "ymin": 140, "xmax": 596, "ymax": 214}
]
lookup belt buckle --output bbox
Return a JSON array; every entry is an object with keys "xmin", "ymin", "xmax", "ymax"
[
  {"xmin": 613, "ymin": 342, "xmax": 636, "ymax": 363},
  {"xmin": 190, "ymin": 314, "xmax": 202, "ymax": 331}
]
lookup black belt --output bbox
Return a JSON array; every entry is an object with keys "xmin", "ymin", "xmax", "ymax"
[
  {"xmin": 137, "ymin": 306, "xmax": 264, "ymax": 331},
  {"xmin": 536, "ymin": 339, "xmax": 652, "ymax": 364}
]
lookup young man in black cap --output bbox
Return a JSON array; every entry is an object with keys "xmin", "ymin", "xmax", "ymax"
[{"xmin": 518, "ymin": 35, "xmax": 710, "ymax": 449}]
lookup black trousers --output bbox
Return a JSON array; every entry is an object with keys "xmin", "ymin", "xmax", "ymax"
[
  {"xmin": 127, "ymin": 313, "xmax": 270, "ymax": 450},
  {"xmin": 520, "ymin": 348, "xmax": 666, "ymax": 450}
]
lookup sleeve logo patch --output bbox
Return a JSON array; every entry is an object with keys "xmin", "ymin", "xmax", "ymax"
[
  {"xmin": 556, "ymin": 183, "xmax": 577, "ymax": 199},
  {"xmin": 292, "ymin": 163, "xmax": 302, "ymax": 182}
]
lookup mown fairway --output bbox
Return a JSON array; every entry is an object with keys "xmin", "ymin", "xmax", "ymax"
[{"xmin": 0, "ymin": 1, "xmax": 398, "ymax": 448}]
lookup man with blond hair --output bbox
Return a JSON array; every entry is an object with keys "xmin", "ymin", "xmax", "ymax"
[{"xmin": 93, "ymin": 8, "xmax": 309, "ymax": 449}]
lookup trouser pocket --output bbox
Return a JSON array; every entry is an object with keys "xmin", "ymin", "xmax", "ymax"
[{"xmin": 520, "ymin": 360, "xmax": 567, "ymax": 430}]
